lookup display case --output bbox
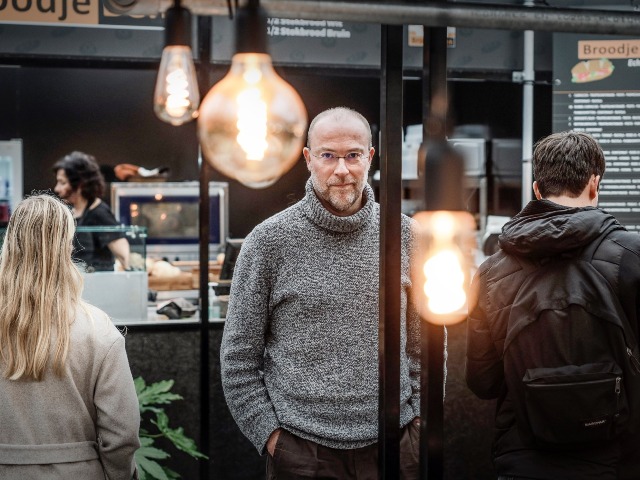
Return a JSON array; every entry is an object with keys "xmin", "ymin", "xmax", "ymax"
[
  {"xmin": 0, "ymin": 139, "xmax": 23, "ymax": 223},
  {"xmin": 111, "ymin": 181, "xmax": 229, "ymax": 261},
  {"xmin": 77, "ymin": 225, "xmax": 149, "ymax": 324},
  {"xmin": 0, "ymin": 225, "xmax": 153, "ymax": 324}
]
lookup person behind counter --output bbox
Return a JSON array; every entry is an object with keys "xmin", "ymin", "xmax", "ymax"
[
  {"xmin": 53, "ymin": 151, "xmax": 130, "ymax": 271},
  {"xmin": 0, "ymin": 194, "xmax": 140, "ymax": 479}
]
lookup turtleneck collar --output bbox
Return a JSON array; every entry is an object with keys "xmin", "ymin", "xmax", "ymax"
[{"xmin": 301, "ymin": 178, "xmax": 376, "ymax": 233}]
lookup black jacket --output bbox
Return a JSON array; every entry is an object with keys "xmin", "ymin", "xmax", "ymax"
[{"xmin": 466, "ymin": 199, "xmax": 640, "ymax": 480}]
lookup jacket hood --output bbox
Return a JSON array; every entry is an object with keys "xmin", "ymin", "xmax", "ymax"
[{"xmin": 498, "ymin": 199, "xmax": 621, "ymax": 258}]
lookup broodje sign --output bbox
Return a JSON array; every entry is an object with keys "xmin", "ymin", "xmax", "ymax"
[
  {"xmin": 0, "ymin": 0, "xmax": 98, "ymax": 24},
  {"xmin": 569, "ymin": 39, "xmax": 640, "ymax": 84},
  {"xmin": 578, "ymin": 40, "xmax": 640, "ymax": 59}
]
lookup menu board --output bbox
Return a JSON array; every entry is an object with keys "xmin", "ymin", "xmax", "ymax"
[
  {"xmin": 553, "ymin": 33, "xmax": 640, "ymax": 232},
  {"xmin": 211, "ymin": 16, "xmax": 380, "ymax": 67}
]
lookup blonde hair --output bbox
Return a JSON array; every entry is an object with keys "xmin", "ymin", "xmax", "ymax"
[{"xmin": 0, "ymin": 194, "xmax": 83, "ymax": 380}]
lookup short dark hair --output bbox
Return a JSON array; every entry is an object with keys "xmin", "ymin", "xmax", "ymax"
[
  {"xmin": 53, "ymin": 151, "xmax": 105, "ymax": 205},
  {"xmin": 532, "ymin": 131, "xmax": 605, "ymax": 198}
]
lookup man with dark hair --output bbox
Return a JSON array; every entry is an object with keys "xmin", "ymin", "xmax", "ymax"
[
  {"xmin": 466, "ymin": 131, "xmax": 640, "ymax": 479},
  {"xmin": 221, "ymin": 107, "xmax": 421, "ymax": 479}
]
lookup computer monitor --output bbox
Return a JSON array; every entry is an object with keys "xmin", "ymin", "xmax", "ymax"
[{"xmin": 220, "ymin": 238, "xmax": 244, "ymax": 281}]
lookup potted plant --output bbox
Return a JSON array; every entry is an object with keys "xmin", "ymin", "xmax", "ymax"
[{"xmin": 134, "ymin": 377, "xmax": 208, "ymax": 480}]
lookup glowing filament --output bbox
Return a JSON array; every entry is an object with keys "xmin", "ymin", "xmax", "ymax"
[
  {"xmin": 164, "ymin": 68, "xmax": 191, "ymax": 118},
  {"xmin": 236, "ymin": 87, "xmax": 268, "ymax": 161}
]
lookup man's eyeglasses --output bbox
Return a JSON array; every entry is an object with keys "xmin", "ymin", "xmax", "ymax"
[{"xmin": 310, "ymin": 152, "xmax": 368, "ymax": 165}]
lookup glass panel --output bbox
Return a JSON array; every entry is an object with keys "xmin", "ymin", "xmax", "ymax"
[{"xmin": 76, "ymin": 225, "xmax": 147, "ymax": 272}]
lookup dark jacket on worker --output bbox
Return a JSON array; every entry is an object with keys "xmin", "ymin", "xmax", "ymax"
[{"xmin": 466, "ymin": 199, "xmax": 640, "ymax": 480}]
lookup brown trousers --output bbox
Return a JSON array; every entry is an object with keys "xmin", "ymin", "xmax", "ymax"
[{"xmin": 266, "ymin": 422, "xmax": 420, "ymax": 480}]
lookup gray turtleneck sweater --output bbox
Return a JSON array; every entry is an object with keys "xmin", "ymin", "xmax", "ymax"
[{"xmin": 220, "ymin": 179, "xmax": 421, "ymax": 454}]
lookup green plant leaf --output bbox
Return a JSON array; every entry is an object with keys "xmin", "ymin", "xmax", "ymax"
[
  {"xmin": 134, "ymin": 377, "xmax": 147, "ymax": 395},
  {"xmin": 136, "ymin": 379, "xmax": 183, "ymax": 412},
  {"xmin": 136, "ymin": 451, "xmax": 171, "ymax": 480},
  {"xmin": 151, "ymin": 414, "xmax": 208, "ymax": 460},
  {"xmin": 135, "ymin": 375, "xmax": 208, "ymax": 477},
  {"xmin": 168, "ymin": 432, "xmax": 208, "ymax": 460},
  {"xmin": 153, "ymin": 411, "xmax": 170, "ymax": 430},
  {"xmin": 164, "ymin": 466, "xmax": 181, "ymax": 479},
  {"xmin": 141, "ymin": 405, "xmax": 166, "ymax": 414},
  {"xmin": 137, "ymin": 446, "xmax": 170, "ymax": 460},
  {"xmin": 139, "ymin": 436, "xmax": 155, "ymax": 447}
]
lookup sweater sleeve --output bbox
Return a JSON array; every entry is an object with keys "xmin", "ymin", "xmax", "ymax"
[
  {"xmin": 465, "ymin": 267, "xmax": 504, "ymax": 399},
  {"xmin": 220, "ymin": 230, "xmax": 280, "ymax": 454},
  {"xmin": 406, "ymin": 295, "xmax": 422, "ymax": 418},
  {"xmin": 404, "ymin": 218, "xmax": 422, "ymax": 417},
  {"xmin": 94, "ymin": 334, "xmax": 140, "ymax": 480}
]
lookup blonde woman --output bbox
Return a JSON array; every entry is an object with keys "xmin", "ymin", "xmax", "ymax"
[{"xmin": 0, "ymin": 195, "xmax": 140, "ymax": 479}]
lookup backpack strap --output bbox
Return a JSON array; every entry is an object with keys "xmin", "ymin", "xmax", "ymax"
[
  {"xmin": 580, "ymin": 223, "xmax": 640, "ymax": 353},
  {"xmin": 580, "ymin": 223, "xmax": 624, "ymax": 262}
]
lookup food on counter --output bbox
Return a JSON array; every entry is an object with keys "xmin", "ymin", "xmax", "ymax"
[
  {"xmin": 129, "ymin": 252, "xmax": 145, "ymax": 271},
  {"xmin": 147, "ymin": 258, "xmax": 221, "ymax": 290},
  {"xmin": 145, "ymin": 257, "xmax": 156, "ymax": 272},
  {"xmin": 571, "ymin": 58, "xmax": 614, "ymax": 83},
  {"xmin": 149, "ymin": 260, "xmax": 181, "ymax": 278}
]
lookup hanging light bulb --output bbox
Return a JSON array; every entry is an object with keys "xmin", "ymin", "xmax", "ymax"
[
  {"xmin": 412, "ymin": 210, "xmax": 475, "ymax": 325},
  {"xmin": 411, "ymin": 138, "xmax": 476, "ymax": 325},
  {"xmin": 154, "ymin": 0, "xmax": 200, "ymax": 126},
  {"xmin": 197, "ymin": 0, "xmax": 307, "ymax": 189}
]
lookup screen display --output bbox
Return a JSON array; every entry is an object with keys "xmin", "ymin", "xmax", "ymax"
[{"xmin": 117, "ymin": 195, "xmax": 221, "ymax": 245}]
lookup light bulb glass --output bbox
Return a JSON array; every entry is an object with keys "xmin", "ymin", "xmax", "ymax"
[
  {"xmin": 154, "ymin": 45, "xmax": 200, "ymax": 126},
  {"xmin": 422, "ymin": 249, "xmax": 467, "ymax": 314},
  {"xmin": 412, "ymin": 210, "xmax": 476, "ymax": 325},
  {"xmin": 198, "ymin": 53, "xmax": 308, "ymax": 189}
]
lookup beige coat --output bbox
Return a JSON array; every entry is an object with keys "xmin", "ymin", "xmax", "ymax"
[{"xmin": 0, "ymin": 303, "xmax": 140, "ymax": 479}]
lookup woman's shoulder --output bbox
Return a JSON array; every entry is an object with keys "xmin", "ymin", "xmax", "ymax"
[
  {"xmin": 84, "ymin": 200, "xmax": 118, "ymax": 225},
  {"xmin": 71, "ymin": 303, "xmax": 124, "ymax": 350}
]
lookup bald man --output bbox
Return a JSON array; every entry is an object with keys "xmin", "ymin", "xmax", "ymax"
[{"xmin": 221, "ymin": 107, "xmax": 421, "ymax": 479}]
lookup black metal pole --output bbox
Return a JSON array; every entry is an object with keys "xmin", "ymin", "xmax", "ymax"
[
  {"xmin": 196, "ymin": 13, "xmax": 212, "ymax": 480},
  {"xmin": 420, "ymin": 321, "xmax": 444, "ymax": 479},
  {"xmin": 420, "ymin": 4, "xmax": 449, "ymax": 479},
  {"xmin": 420, "ymin": 144, "xmax": 466, "ymax": 480},
  {"xmin": 197, "ymin": 149, "xmax": 211, "ymax": 480},
  {"xmin": 378, "ymin": 23, "xmax": 403, "ymax": 480}
]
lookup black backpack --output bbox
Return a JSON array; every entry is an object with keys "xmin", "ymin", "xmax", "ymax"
[{"xmin": 502, "ymin": 228, "xmax": 640, "ymax": 448}]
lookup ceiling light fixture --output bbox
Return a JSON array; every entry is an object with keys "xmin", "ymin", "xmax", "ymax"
[
  {"xmin": 197, "ymin": 0, "xmax": 307, "ymax": 189},
  {"xmin": 413, "ymin": 142, "xmax": 476, "ymax": 325},
  {"xmin": 154, "ymin": 0, "xmax": 200, "ymax": 126}
]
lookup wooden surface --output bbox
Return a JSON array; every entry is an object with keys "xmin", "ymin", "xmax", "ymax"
[
  {"xmin": 148, "ymin": 272, "xmax": 194, "ymax": 291},
  {"xmin": 148, "ymin": 262, "xmax": 222, "ymax": 291}
]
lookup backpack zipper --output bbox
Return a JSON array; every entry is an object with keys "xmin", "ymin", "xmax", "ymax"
[
  {"xmin": 615, "ymin": 377, "xmax": 622, "ymax": 417},
  {"xmin": 628, "ymin": 347, "xmax": 640, "ymax": 374}
]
